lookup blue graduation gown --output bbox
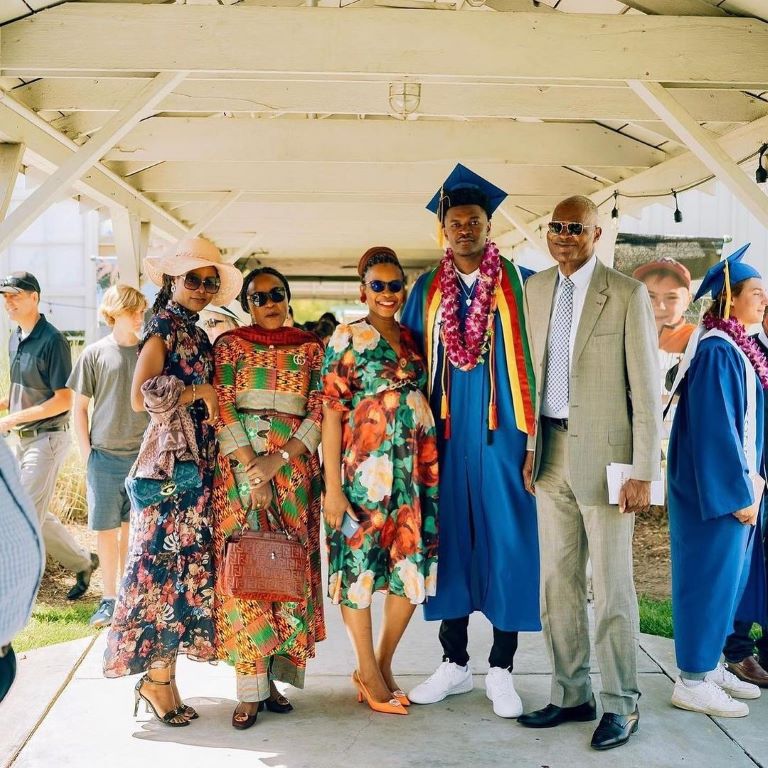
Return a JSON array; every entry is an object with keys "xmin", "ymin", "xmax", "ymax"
[
  {"xmin": 402, "ymin": 270, "xmax": 540, "ymax": 631},
  {"xmin": 668, "ymin": 335, "xmax": 766, "ymax": 674}
]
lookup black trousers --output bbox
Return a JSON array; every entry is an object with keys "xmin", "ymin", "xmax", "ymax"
[
  {"xmin": 439, "ymin": 616, "xmax": 519, "ymax": 671},
  {"xmin": 723, "ymin": 530, "xmax": 768, "ymax": 663}
]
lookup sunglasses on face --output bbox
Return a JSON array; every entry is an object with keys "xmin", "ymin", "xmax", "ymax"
[
  {"xmin": 183, "ymin": 273, "xmax": 221, "ymax": 294},
  {"xmin": 365, "ymin": 280, "xmax": 404, "ymax": 294},
  {"xmin": 248, "ymin": 287, "xmax": 287, "ymax": 307},
  {"xmin": 547, "ymin": 221, "xmax": 596, "ymax": 236}
]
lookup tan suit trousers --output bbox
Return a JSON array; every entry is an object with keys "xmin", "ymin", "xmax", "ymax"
[
  {"xmin": 535, "ymin": 422, "xmax": 640, "ymax": 715},
  {"xmin": 15, "ymin": 431, "xmax": 91, "ymax": 573}
]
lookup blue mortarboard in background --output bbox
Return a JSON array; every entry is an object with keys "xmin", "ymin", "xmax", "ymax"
[
  {"xmin": 426, "ymin": 164, "xmax": 508, "ymax": 221},
  {"xmin": 693, "ymin": 243, "xmax": 761, "ymax": 303}
]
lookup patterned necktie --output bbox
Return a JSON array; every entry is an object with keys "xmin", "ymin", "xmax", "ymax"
[{"xmin": 545, "ymin": 276, "xmax": 575, "ymax": 413}]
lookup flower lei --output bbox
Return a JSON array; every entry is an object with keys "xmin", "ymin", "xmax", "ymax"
[
  {"xmin": 702, "ymin": 313, "xmax": 768, "ymax": 389},
  {"xmin": 438, "ymin": 241, "xmax": 501, "ymax": 371}
]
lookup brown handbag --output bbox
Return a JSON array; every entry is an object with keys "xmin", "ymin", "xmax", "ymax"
[{"xmin": 223, "ymin": 496, "xmax": 307, "ymax": 603}]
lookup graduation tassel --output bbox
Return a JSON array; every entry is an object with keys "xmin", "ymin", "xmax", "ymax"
[
  {"xmin": 440, "ymin": 349, "xmax": 451, "ymax": 439},
  {"xmin": 436, "ymin": 186, "xmax": 446, "ymax": 250},
  {"xmin": 488, "ymin": 327, "xmax": 499, "ymax": 430},
  {"xmin": 723, "ymin": 259, "xmax": 732, "ymax": 320}
]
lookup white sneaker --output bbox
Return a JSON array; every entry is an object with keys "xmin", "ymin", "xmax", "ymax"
[
  {"xmin": 705, "ymin": 663, "xmax": 761, "ymax": 699},
  {"xmin": 671, "ymin": 678, "xmax": 749, "ymax": 717},
  {"xmin": 485, "ymin": 667, "xmax": 523, "ymax": 718},
  {"xmin": 408, "ymin": 661, "xmax": 473, "ymax": 704}
]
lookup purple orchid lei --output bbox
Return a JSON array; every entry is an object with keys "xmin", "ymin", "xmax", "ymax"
[
  {"xmin": 703, "ymin": 313, "xmax": 768, "ymax": 389},
  {"xmin": 438, "ymin": 240, "xmax": 501, "ymax": 371}
]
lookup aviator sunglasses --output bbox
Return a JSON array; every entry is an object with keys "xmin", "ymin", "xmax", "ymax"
[
  {"xmin": 547, "ymin": 221, "xmax": 597, "ymax": 236},
  {"xmin": 248, "ymin": 287, "xmax": 287, "ymax": 307},
  {"xmin": 365, "ymin": 279, "xmax": 404, "ymax": 293},
  {"xmin": 183, "ymin": 273, "xmax": 221, "ymax": 294}
]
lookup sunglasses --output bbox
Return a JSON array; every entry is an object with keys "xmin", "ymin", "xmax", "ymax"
[
  {"xmin": 183, "ymin": 273, "xmax": 221, "ymax": 294},
  {"xmin": 248, "ymin": 287, "xmax": 287, "ymax": 307},
  {"xmin": 365, "ymin": 280, "xmax": 404, "ymax": 293},
  {"xmin": 547, "ymin": 221, "xmax": 597, "ymax": 236}
]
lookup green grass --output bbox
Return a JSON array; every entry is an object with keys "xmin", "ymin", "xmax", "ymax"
[
  {"xmin": 13, "ymin": 601, "xmax": 101, "ymax": 653},
  {"xmin": 639, "ymin": 595, "xmax": 674, "ymax": 639},
  {"xmin": 638, "ymin": 595, "xmax": 765, "ymax": 643}
]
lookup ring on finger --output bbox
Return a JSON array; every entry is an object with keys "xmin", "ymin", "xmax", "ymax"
[{"xmin": 254, "ymin": 478, "xmax": 261, "ymax": 485}]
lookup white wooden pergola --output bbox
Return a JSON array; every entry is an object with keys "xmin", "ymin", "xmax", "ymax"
[{"xmin": 0, "ymin": 0, "xmax": 767, "ymax": 289}]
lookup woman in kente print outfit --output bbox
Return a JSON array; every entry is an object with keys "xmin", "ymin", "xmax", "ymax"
[
  {"xmin": 211, "ymin": 267, "xmax": 326, "ymax": 730},
  {"xmin": 322, "ymin": 247, "xmax": 439, "ymax": 716},
  {"xmin": 104, "ymin": 238, "xmax": 243, "ymax": 728}
]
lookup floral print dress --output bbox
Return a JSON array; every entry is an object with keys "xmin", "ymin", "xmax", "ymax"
[
  {"xmin": 104, "ymin": 302, "xmax": 216, "ymax": 677},
  {"xmin": 322, "ymin": 320, "xmax": 439, "ymax": 609}
]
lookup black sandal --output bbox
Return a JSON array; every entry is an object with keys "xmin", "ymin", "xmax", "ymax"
[
  {"xmin": 259, "ymin": 693, "xmax": 293, "ymax": 714},
  {"xmin": 134, "ymin": 675, "xmax": 189, "ymax": 727},
  {"xmin": 170, "ymin": 674, "xmax": 199, "ymax": 720},
  {"xmin": 232, "ymin": 703, "xmax": 259, "ymax": 730}
]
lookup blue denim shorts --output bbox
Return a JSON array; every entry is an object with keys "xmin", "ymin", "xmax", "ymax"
[{"xmin": 86, "ymin": 449, "xmax": 136, "ymax": 531}]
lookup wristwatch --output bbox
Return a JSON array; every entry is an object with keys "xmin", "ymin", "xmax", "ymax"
[{"xmin": 278, "ymin": 449, "xmax": 290, "ymax": 463}]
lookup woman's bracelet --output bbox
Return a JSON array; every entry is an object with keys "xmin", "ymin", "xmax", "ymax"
[{"xmin": 191, "ymin": 382, "xmax": 197, "ymax": 402}]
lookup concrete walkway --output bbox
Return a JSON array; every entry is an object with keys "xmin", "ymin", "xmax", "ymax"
[{"xmin": 2, "ymin": 605, "xmax": 766, "ymax": 768}]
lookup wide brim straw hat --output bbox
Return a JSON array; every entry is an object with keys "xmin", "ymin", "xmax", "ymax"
[{"xmin": 143, "ymin": 237, "xmax": 244, "ymax": 307}]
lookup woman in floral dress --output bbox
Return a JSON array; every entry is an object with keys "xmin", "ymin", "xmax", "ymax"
[
  {"xmin": 103, "ymin": 238, "xmax": 243, "ymax": 727},
  {"xmin": 322, "ymin": 247, "xmax": 439, "ymax": 715},
  {"xmin": 211, "ymin": 267, "xmax": 326, "ymax": 730}
]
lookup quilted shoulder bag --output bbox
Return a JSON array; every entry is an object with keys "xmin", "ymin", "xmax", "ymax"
[
  {"xmin": 125, "ymin": 460, "xmax": 201, "ymax": 509},
  {"xmin": 223, "ymin": 493, "xmax": 307, "ymax": 603}
]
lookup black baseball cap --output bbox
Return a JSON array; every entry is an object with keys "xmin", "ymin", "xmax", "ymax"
[{"xmin": 0, "ymin": 272, "xmax": 41, "ymax": 295}]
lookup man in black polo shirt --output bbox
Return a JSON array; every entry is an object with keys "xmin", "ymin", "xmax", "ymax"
[{"xmin": 0, "ymin": 272, "xmax": 97, "ymax": 600}]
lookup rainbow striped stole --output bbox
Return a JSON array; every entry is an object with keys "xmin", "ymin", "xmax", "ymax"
[{"xmin": 421, "ymin": 258, "xmax": 536, "ymax": 435}]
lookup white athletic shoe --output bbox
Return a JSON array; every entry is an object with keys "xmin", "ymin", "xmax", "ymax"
[
  {"xmin": 705, "ymin": 663, "xmax": 761, "ymax": 699},
  {"xmin": 408, "ymin": 661, "xmax": 473, "ymax": 705},
  {"xmin": 485, "ymin": 667, "xmax": 523, "ymax": 718},
  {"xmin": 671, "ymin": 678, "xmax": 749, "ymax": 717}
]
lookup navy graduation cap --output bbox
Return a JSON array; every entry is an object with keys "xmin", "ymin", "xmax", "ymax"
[
  {"xmin": 693, "ymin": 243, "xmax": 760, "ymax": 304},
  {"xmin": 426, "ymin": 163, "xmax": 508, "ymax": 222}
]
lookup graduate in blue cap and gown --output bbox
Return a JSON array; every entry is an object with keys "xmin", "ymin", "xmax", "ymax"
[
  {"xmin": 668, "ymin": 244, "xmax": 768, "ymax": 717},
  {"xmin": 403, "ymin": 164, "xmax": 540, "ymax": 718}
]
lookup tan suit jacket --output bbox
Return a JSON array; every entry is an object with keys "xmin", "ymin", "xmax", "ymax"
[{"xmin": 525, "ymin": 260, "xmax": 661, "ymax": 506}]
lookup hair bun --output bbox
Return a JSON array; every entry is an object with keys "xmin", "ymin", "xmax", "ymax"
[{"xmin": 358, "ymin": 246, "xmax": 398, "ymax": 278}]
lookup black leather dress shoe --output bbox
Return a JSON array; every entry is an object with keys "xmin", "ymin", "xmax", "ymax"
[
  {"xmin": 517, "ymin": 696, "xmax": 597, "ymax": 728},
  {"xmin": 590, "ymin": 709, "xmax": 639, "ymax": 751},
  {"xmin": 66, "ymin": 553, "xmax": 99, "ymax": 601}
]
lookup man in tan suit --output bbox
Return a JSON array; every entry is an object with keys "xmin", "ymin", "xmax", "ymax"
[{"xmin": 518, "ymin": 196, "xmax": 661, "ymax": 751}]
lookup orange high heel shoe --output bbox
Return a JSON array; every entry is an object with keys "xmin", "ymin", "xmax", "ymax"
[
  {"xmin": 352, "ymin": 671, "xmax": 408, "ymax": 715},
  {"xmin": 392, "ymin": 689, "xmax": 411, "ymax": 707}
]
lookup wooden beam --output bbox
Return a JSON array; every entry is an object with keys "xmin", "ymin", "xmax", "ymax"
[
  {"xmin": 4, "ymin": 6, "xmax": 768, "ymax": 84},
  {"xmin": 620, "ymin": 0, "xmax": 727, "ymax": 15},
  {"xmin": 0, "ymin": 71, "xmax": 188, "ymax": 252},
  {"xmin": 230, "ymin": 232, "xmax": 265, "ymax": 262},
  {"xmin": 127, "ymin": 162, "xmax": 603, "ymax": 197},
  {"xmin": 14, "ymin": 79, "xmax": 768, "ymax": 124},
  {"xmin": 494, "ymin": 204, "xmax": 548, "ymax": 257},
  {"xmin": 0, "ymin": 143, "xmax": 24, "ymax": 221},
  {"xmin": 107, "ymin": 117, "xmax": 666, "ymax": 167},
  {"xmin": 0, "ymin": 97, "xmax": 187, "ymax": 241},
  {"xmin": 187, "ymin": 191, "xmax": 241, "ymax": 237},
  {"xmin": 500, "ymin": 113, "xmax": 768, "ymax": 249},
  {"xmin": 112, "ymin": 209, "xmax": 150, "ymax": 288},
  {"xmin": 627, "ymin": 80, "xmax": 768, "ymax": 229}
]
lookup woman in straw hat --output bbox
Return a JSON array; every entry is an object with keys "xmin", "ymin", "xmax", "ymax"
[
  {"xmin": 103, "ymin": 238, "xmax": 243, "ymax": 727},
  {"xmin": 211, "ymin": 266, "xmax": 326, "ymax": 730}
]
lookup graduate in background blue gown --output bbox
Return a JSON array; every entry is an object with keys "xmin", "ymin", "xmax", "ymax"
[{"xmin": 668, "ymin": 245, "xmax": 768, "ymax": 717}]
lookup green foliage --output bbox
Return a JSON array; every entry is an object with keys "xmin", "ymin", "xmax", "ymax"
[{"xmin": 13, "ymin": 601, "xmax": 100, "ymax": 652}]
